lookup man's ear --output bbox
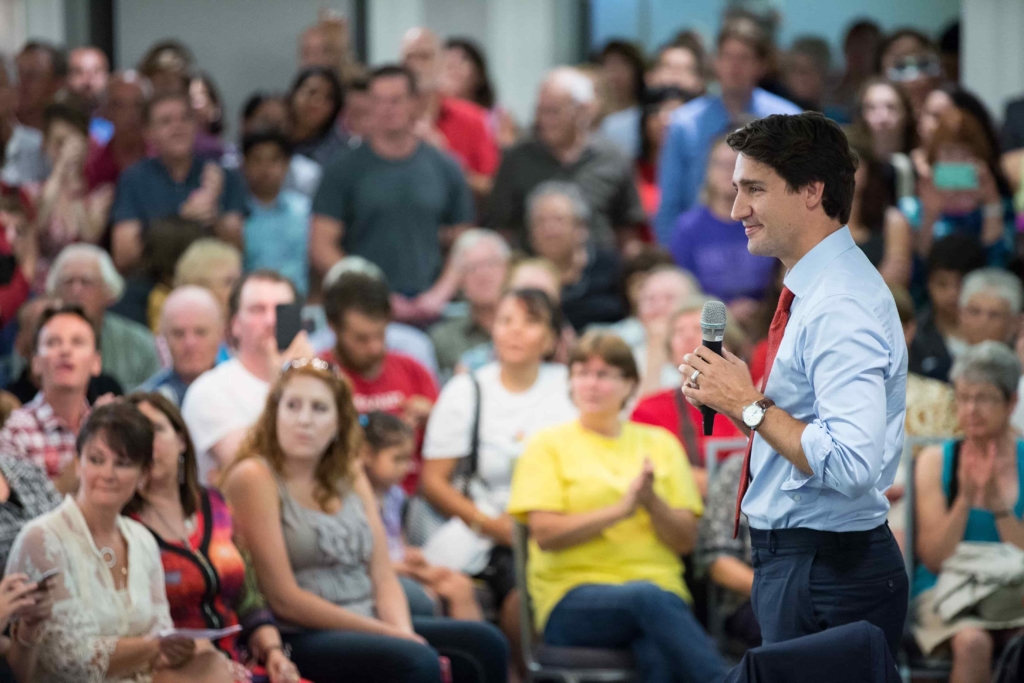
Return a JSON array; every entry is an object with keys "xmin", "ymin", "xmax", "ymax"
[{"xmin": 803, "ymin": 181, "xmax": 826, "ymax": 212}]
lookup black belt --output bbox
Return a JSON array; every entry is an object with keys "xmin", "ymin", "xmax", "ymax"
[{"xmin": 749, "ymin": 524, "xmax": 891, "ymax": 551}]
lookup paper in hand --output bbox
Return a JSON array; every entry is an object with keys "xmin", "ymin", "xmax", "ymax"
[{"xmin": 157, "ymin": 625, "xmax": 242, "ymax": 641}]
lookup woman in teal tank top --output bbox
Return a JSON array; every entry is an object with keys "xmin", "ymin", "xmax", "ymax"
[{"xmin": 913, "ymin": 341, "xmax": 1024, "ymax": 679}]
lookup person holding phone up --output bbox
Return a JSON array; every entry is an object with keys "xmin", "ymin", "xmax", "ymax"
[
  {"xmin": 181, "ymin": 271, "xmax": 314, "ymax": 485},
  {"xmin": 914, "ymin": 106, "xmax": 1014, "ymax": 264}
]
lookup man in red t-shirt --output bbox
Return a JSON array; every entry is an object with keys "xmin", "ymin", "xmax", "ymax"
[
  {"xmin": 319, "ymin": 271, "xmax": 438, "ymax": 491},
  {"xmin": 401, "ymin": 27, "xmax": 500, "ymax": 198}
]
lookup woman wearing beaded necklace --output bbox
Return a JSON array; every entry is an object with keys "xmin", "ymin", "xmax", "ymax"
[
  {"xmin": 4, "ymin": 402, "xmax": 225, "ymax": 682},
  {"xmin": 126, "ymin": 392, "xmax": 302, "ymax": 683}
]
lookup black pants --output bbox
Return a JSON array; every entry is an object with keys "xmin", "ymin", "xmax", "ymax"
[{"xmin": 749, "ymin": 524, "xmax": 908, "ymax": 658}]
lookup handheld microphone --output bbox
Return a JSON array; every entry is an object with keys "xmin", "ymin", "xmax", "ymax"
[{"xmin": 699, "ymin": 301, "xmax": 727, "ymax": 436}]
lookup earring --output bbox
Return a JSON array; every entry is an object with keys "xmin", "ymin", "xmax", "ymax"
[{"xmin": 179, "ymin": 453, "xmax": 186, "ymax": 486}]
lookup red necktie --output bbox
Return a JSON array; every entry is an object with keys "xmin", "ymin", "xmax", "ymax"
[{"xmin": 733, "ymin": 286, "xmax": 795, "ymax": 538}]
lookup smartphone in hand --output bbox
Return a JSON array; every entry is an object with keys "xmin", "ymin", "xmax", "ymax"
[{"xmin": 275, "ymin": 303, "xmax": 304, "ymax": 352}]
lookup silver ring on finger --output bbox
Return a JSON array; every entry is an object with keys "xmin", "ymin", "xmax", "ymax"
[{"xmin": 690, "ymin": 369, "xmax": 701, "ymax": 384}]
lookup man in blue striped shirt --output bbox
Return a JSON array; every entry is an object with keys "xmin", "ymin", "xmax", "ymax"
[{"xmin": 680, "ymin": 112, "xmax": 909, "ymax": 657}]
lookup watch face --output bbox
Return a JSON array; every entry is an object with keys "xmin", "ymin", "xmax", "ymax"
[{"xmin": 742, "ymin": 404, "xmax": 763, "ymax": 428}]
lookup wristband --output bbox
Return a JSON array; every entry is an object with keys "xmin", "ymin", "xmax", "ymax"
[
  {"xmin": 993, "ymin": 509, "xmax": 1013, "ymax": 520},
  {"xmin": 12, "ymin": 622, "xmax": 39, "ymax": 648}
]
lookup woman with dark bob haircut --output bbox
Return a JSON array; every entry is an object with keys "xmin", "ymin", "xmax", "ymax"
[{"xmin": 6, "ymin": 402, "xmax": 229, "ymax": 682}]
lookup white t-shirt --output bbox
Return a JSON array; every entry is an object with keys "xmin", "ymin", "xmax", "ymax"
[
  {"xmin": 180, "ymin": 359, "xmax": 269, "ymax": 483},
  {"xmin": 423, "ymin": 362, "xmax": 577, "ymax": 512}
]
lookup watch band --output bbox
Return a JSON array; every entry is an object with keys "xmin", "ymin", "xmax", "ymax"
[{"xmin": 750, "ymin": 398, "xmax": 776, "ymax": 431}]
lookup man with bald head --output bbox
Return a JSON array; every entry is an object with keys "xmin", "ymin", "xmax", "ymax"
[
  {"xmin": 68, "ymin": 47, "xmax": 112, "ymax": 143},
  {"xmin": 487, "ymin": 66, "xmax": 644, "ymax": 251},
  {"xmin": 138, "ymin": 286, "xmax": 224, "ymax": 406},
  {"xmin": 85, "ymin": 71, "xmax": 148, "ymax": 189},
  {"xmin": 400, "ymin": 27, "xmax": 498, "ymax": 197}
]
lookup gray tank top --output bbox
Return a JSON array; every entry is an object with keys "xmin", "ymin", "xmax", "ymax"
[{"xmin": 265, "ymin": 461, "xmax": 376, "ymax": 626}]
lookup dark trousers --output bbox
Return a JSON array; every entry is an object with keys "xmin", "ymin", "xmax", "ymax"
[
  {"xmin": 544, "ymin": 582, "xmax": 730, "ymax": 683},
  {"xmin": 284, "ymin": 616, "xmax": 509, "ymax": 683},
  {"xmin": 749, "ymin": 524, "xmax": 908, "ymax": 659}
]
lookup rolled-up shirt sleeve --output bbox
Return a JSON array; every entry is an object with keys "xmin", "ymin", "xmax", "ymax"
[{"xmin": 783, "ymin": 294, "xmax": 891, "ymax": 499}]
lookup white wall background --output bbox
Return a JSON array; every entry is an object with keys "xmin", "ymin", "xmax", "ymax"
[
  {"xmin": 115, "ymin": 0, "xmax": 355, "ymax": 138},
  {"xmin": 962, "ymin": 0, "xmax": 1024, "ymax": 126}
]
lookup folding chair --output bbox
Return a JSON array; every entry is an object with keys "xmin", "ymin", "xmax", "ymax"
[{"xmin": 512, "ymin": 523, "xmax": 636, "ymax": 683}]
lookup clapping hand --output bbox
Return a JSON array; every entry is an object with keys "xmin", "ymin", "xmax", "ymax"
[
  {"xmin": 619, "ymin": 458, "xmax": 656, "ymax": 519},
  {"xmin": 153, "ymin": 635, "xmax": 195, "ymax": 670}
]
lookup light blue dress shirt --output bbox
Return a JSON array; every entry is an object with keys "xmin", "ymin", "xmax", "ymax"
[
  {"xmin": 654, "ymin": 88, "xmax": 800, "ymax": 244},
  {"xmin": 742, "ymin": 227, "xmax": 908, "ymax": 532}
]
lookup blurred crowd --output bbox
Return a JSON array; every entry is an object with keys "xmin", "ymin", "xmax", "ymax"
[{"xmin": 0, "ymin": 5, "xmax": 1017, "ymax": 683}]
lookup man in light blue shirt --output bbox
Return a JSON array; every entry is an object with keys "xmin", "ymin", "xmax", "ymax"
[
  {"xmin": 654, "ymin": 22, "xmax": 800, "ymax": 244},
  {"xmin": 680, "ymin": 112, "xmax": 908, "ymax": 657}
]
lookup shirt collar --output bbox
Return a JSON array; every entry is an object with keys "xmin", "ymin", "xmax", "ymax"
[
  {"xmin": 782, "ymin": 226, "xmax": 856, "ymax": 298},
  {"xmin": 29, "ymin": 394, "xmax": 90, "ymax": 433}
]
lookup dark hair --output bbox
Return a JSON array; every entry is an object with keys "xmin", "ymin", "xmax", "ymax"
[
  {"xmin": 848, "ymin": 141, "xmax": 893, "ymax": 235},
  {"xmin": 20, "ymin": 41, "xmax": 68, "ymax": 78},
  {"xmin": 362, "ymin": 411, "xmax": 413, "ymax": 452},
  {"xmin": 138, "ymin": 40, "xmax": 194, "ymax": 79},
  {"xmin": 936, "ymin": 85, "xmax": 1011, "ymax": 197},
  {"xmin": 368, "ymin": 64, "xmax": 418, "ymax": 96},
  {"xmin": 443, "ymin": 38, "xmax": 495, "ymax": 109},
  {"xmin": 33, "ymin": 302, "xmax": 99, "ymax": 353},
  {"xmin": 501, "ymin": 287, "xmax": 563, "ymax": 343},
  {"xmin": 619, "ymin": 246, "xmax": 675, "ymax": 306},
  {"xmin": 851, "ymin": 77, "xmax": 917, "ymax": 155},
  {"xmin": 347, "ymin": 76, "xmax": 370, "ymax": 94},
  {"xmin": 144, "ymin": 91, "xmax": 192, "ymax": 124},
  {"xmin": 289, "ymin": 67, "xmax": 344, "ymax": 143},
  {"xmin": 43, "ymin": 102, "xmax": 90, "ymax": 139},
  {"xmin": 323, "ymin": 272, "xmax": 391, "ymax": 329},
  {"xmin": 190, "ymin": 71, "xmax": 224, "ymax": 136},
  {"xmin": 926, "ymin": 234, "xmax": 987, "ymax": 277},
  {"xmin": 76, "ymin": 402, "xmax": 154, "ymax": 471},
  {"xmin": 124, "ymin": 392, "xmax": 201, "ymax": 517},
  {"xmin": 227, "ymin": 269, "xmax": 299, "ymax": 322},
  {"xmin": 726, "ymin": 112, "xmax": 858, "ymax": 224},
  {"xmin": 242, "ymin": 91, "xmax": 282, "ymax": 123},
  {"xmin": 599, "ymin": 40, "xmax": 647, "ymax": 106},
  {"xmin": 843, "ymin": 19, "xmax": 882, "ymax": 52},
  {"xmin": 242, "ymin": 127, "xmax": 293, "ymax": 158},
  {"xmin": 639, "ymin": 86, "xmax": 687, "ymax": 163},
  {"xmin": 875, "ymin": 28, "xmax": 936, "ymax": 73}
]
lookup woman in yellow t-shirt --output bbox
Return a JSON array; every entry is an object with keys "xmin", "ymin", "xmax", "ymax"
[{"xmin": 508, "ymin": 331, "xmax": 729, "ymax": 683}]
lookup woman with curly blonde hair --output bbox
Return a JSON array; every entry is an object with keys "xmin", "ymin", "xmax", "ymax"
[{"xmin": 222, "ymin": 359, "xmax": 508, "ymax": 683}]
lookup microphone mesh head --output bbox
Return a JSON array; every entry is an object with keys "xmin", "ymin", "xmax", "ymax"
[{"xmin": 700, "ymin": 300, "xmax": 727, "ymax": 328}]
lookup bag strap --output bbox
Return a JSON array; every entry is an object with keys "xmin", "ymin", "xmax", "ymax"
[
  {"xmin": 674, "ymin": 388, "xmax": 702, "ymax": 467},
  {"xmin": 947, "ymin": 439, "xmax": 963, "ymax": 508},
  {"xmin": 461, "ymin": 373, "xmax": 482, "ymax": 497}
]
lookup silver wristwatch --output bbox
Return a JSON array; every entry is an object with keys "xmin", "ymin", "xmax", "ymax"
[{"xmin": 741, "ymin": 398, "xmax": 775, "ymax": 431}]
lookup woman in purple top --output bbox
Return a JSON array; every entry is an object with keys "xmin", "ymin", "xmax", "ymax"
[{"xmin": 668, "ymin": 136, "xmax": 775, "ymax": 321}]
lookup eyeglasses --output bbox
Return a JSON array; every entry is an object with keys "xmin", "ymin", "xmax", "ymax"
[
  {"xmin": 954, "ymin": 392, "xmax": 1006, "ymax": 408},
  {"xmin": 281, "ymin": 357, "xmax": 339, "ymax": 374},
  {"xmin": 571, "ymin": 368, "xmax": 626, "ymax": 383}
]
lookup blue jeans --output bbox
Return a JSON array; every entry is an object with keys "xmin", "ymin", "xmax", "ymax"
[
  {"xmin": 283, "ymin": 616, "xmax": 509, "ymax": 683},
  {"xmin": 543, "ymin": 582, "xmax": 729, "ymax": 683},
  {"xmin": 401, "ymin": 574, "xmax": 439, "ymax": 617}
]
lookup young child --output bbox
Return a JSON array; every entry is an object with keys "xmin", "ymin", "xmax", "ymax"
[
  {"xmin": 361, "ymin": 411, "xmax": 483, "ymax": 621},
  {"xmin": 241, "ymin": 128, "xmax": 311, "ymax": 296}
]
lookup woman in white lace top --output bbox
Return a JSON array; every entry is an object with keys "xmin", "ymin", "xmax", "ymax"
[{"xmin": 4, "ymin": 403, "xmax": 231, "ymax": 682}]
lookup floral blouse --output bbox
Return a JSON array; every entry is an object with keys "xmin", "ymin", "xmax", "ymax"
[{"xmin": 5, "ymin": 496, "xmax": 173, "ymax": 683}]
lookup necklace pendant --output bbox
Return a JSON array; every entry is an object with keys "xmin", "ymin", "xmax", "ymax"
[{"xmin": 100, "ymin": 547, "xmax": 116, "ymax": 568}]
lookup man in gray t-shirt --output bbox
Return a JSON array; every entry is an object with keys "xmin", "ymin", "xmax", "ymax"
[{"xmin": 310, "ymin": 65, "xmax": 473, "ymax": 323}]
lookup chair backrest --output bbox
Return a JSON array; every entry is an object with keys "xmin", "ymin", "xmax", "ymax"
[
  {"xmin": 704, "ymin": 437, "xmax": 749, "ymax": 481},
  {"xmin": 513, "ymin": 521, "xmax": 542, "ymax": 673}
]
